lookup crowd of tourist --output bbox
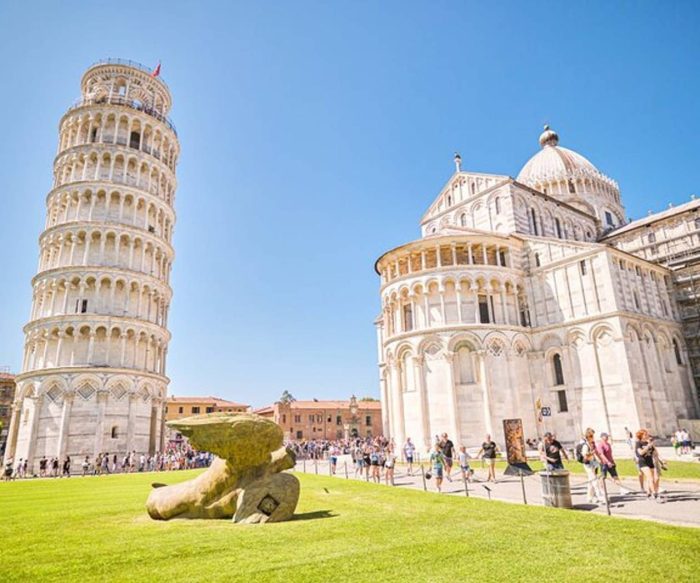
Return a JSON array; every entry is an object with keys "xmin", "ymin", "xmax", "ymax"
[
  {"xmin": 287, "ymin": 425, "xmax": 689, "ymax": 502},
  {"xmin": 2, "ymin": 442, "xmax": 213, "ymax": 481}
]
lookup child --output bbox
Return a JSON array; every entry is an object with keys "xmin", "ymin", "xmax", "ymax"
[{"xmin": 458, "ymin": 446, "xmax": 473, "ymax": 482}]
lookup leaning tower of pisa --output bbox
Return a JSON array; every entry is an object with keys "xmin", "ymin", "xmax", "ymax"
[{"xmin": 3, "ymin": 60, "xmax": 179, "ymax": 472}]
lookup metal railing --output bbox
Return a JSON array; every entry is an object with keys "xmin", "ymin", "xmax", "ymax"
[
  {"xmin": 85, "ymin": 59, "xmax": 167, "ymax": 84},
  {"xmin": 64, "ymin": 95, "xmax": 177, "ymax": 135}
]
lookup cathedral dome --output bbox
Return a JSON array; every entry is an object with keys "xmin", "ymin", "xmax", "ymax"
[
  {"xmin": 517, "ymin": 125, "xmax": 606, "ymax": 186},
  {"xmin": 515, "ymin": 125, "xmax": 624, "ymax": 226}
]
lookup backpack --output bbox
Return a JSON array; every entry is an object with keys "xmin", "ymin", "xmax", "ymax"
[{"xmin": 574, "ymin": 440, "xmax": 586, "ymax": 463}]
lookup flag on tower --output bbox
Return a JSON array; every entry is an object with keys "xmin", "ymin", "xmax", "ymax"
[{"xmin": 151, "ymin": 62, "xmax": 161, "ymax": 78}]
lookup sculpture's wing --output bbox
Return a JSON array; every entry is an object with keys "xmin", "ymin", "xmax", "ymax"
[{"xmin": 167, "ymin": 413, "xmax": 284, "ymax": 465}]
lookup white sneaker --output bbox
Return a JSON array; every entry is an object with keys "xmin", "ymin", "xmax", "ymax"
[{"xmin": 619, "ymin": 487, "xmax": 631, "ymax": 495}]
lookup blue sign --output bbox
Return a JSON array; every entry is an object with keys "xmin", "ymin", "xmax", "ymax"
[{"xmin": 541, "ymin": 406, "xmax": 552, "ymax": 417}]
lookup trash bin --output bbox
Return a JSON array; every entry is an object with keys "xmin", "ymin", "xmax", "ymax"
[{"xmin": 540, "ymin": 470, "xmax": 572, "ymax": 509}]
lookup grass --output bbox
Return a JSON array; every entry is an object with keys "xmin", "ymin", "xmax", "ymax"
[{"xmin": 1, "ymin": 470, "xmax": 699, "ymax": 582}]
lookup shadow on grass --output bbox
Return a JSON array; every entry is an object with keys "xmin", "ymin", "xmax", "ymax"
[{"xmin": 291, "ymin": 510, "xmax": 337, "ymax": 521}]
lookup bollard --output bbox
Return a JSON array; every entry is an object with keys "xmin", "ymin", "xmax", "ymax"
[
  {"xmin": 601, "ymin": 475, "xmax": 611, "ymax": 516},
  {"xmin": 303, "ymin": 458, "xmax": 306, "ymax": 473},
  {"xmin": 314, "ymin": 458, "xmax": 318, "ymax": 475},
  {"xmin": 344, "ymin": 461, "xmax": 349, "ymax": 479},
  {"xmin": 420, "ymin": 464, "xmax": 427, "ymax": 492},
  {"xmin": 329, "ymin": 460, "xmax": 332, "ymax": 477},
  {"xmin": 519, "ymin": 471, "xmax": 527, "ymax": 505},
  {"xmin": 483, "ymin": 485, "xmax": 492, "ymax": 501},
  {"xmin": 462, "ymin": 471, "xmax": 469, "ymax": 497}
]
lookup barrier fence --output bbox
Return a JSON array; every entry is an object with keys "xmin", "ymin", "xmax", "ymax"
[{"xmin": 293, "ymin": 456, "xmax": 621, "ymax": 516}]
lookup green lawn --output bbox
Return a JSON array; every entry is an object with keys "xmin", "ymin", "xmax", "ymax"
[{"xmin": 1, "ymin": 470, "xmax": 699, "ymax": 582}]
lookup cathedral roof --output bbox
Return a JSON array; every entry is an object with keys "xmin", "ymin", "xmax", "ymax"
[
  {"xmin": 517, "ymin": 125, "xmax": 615, "ymax": 189},
  {"xmin": 601, "ymin": 197, "xmax": 700, "ymax": 239}
]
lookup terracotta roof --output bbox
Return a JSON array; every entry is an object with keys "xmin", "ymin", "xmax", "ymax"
[
  {"xmin": 254, "ymin": 406, "xmax": 274, "ymax": 415},
  {"xmin": 0, "ymin": 372, "xmax": 15, "ymax": 381},
  {"xmin": 278, "ymin": 400, "xmax": 382, "ymax": 410},
  {"xmin": 167, "ymin": 395, "xmax": 249, "ymax": 408}
]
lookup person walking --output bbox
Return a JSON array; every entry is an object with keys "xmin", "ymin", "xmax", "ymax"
[
  {"xmin": 384, "ymin": 446, "xmax": 397, "ymax": 486},
  {"xmin": 458, "ymin": 446, "xmax": 473, "ymax": 482},
  {"xmin": 635, "ymin": 429, "xmax": 661, "ymax": 500},
  {"xmin": 440, "ymin": 433, "xmax": 455, "ymax": 482},
  {"xmin": 476, "ymin": 434, "xmax": 499, "ymax": 483},
  {"xmin": 39, "ymin": 456, "xmax": 47, "ymax": 478},
  {"xmin": 62, "ymin": 455, "xmax": 71, "ymax": 478},
  {"xmin": 539, "ymin": 432, "xmax": 567, "ymax": 471},
  {"xmin": 82, "ymin": 456, "xmax": 90, "ymax": 476},
  {"xmin": 4, "ymin": 457, "xmax": 14, "ymax": 481},
  {"xmin": 578, "ymin": 428, "xmax": 605, "ymax": 504},
  {"xmin": 403, "ymin": 438, "xmax": 416, "ymax": 476},
  {"xmin": 596, "ymin": 432, "xmax": 631, "ymax": 495},
  {"xmin": 429, "ymin": 443, "xmax": 447, "ymax": 493},
  {"xmin": 370, "ymin": 447, "xmax": 381, "ymax": 483}
]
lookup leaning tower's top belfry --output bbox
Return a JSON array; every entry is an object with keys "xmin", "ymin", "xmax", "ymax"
[{"xmin": 4, "ymin": 59, "xmax": 180, "ymax": 472}]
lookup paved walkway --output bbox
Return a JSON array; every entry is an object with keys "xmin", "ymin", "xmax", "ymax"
[{"xmin": 294, "ymin": 456, "xmax": 700, "ymax": 528}]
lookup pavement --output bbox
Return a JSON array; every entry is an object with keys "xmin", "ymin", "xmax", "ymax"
[{"xmin": 294, "ymin": 456, "xmax": 700, "ymax": 529}]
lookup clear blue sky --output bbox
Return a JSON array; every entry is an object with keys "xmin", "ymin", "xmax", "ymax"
[{"xmin": 1, "ymin": 2, "xmax": 698, "ymax": 407}]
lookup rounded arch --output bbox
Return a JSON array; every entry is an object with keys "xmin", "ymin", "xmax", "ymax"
[{"xmin": 447, "ymin": 332, "xmax": 482, "ymax": 352}]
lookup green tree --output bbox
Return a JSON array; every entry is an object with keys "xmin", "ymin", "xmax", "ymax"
[{"xmin": 279, "ymin": 390, "xmax": 296, "ymax": 404}]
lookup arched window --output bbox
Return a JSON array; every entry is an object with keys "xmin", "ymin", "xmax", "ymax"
[
  {"xmin": 447, "ymin": 195, "xmax": 452, "ymax": 206},
  {"xmin": 457, "ymin": 345, "xmax": 475, "ymax": 384},
  {"xmin": 553, "ymin": 354, "xmax": 564, "ymax": 386},
  {"xmin": 460, "ymin": 213, "xmax": 467, "ymax": 227},
  {"xmin": 673, "ymin": 339, "xmax": 683, "ymax": 365},
  {"xmin": 494, "ymin": 197, "xmax": 501, "ymax": 214},
  {"xmin": 402, "ymin": 303, "xmax": 413, "ymax": 332},
  {"xmin": 111, "ymin": 426, "xmax": 118, "ymax": 438},
  {"xmin": 633, "ymin": 291, "xmax": 640, "ymax": 310},
  {"xmin": 555, "ymin": 218, "xmax": 563, "ymax": 239},
  {"xmin": 534, "ymin": 253, "xmax": 541, "ymax": 267},
  {"xmin": 530, "ymin": 209, "xmax": 539, "ymax": 236},
  {"xmin": 648, "ymin": 232, "xmax": 656, "ymax": 243},
  {"xmin": 568, "ymin": 179, "xmax": 576, "ymax": 194}
]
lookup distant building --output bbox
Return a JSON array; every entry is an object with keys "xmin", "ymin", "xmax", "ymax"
[
  {"xmin": 0, "ymin": 371, "xmax": 16, "ymax": 454},
  {"xmin": 255, "ymin": 396, "xmax": 382, "ymax": 440},
  {"xmin": 165, "ymin": 396, "xmax": 249, "ymax": 443}
]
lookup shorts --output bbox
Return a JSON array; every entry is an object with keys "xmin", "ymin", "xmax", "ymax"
[
  {"xmin": 546, "ymin": 462, "xmax": 564, "ymax": 471},
  {"xmin": 460, "ymin": 464, "xmax": 471, "ymax": 472},
  {"xmin": 356, "ymin": 459, "xmax": 364, "ymax": 468},
  {"xmin": 601, "ymin": 464, "xmax": 618, "ymax": 479},
  {"xmin": 444, "ymin": 457, "xmax": 453, "ymax": 468},
  {"xmin": 433, "ymin": 467, "xmax": 444, "ymax": 478},
  {"xmin": 406, "ymin": 455, "xmax": 414, "ymax": 463},
  {"xmin": 330, "ymin": 457, "xmax": 337, "ymax": 465}
]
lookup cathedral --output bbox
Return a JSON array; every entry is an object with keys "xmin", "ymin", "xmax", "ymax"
[{"xmin": 375, "ymin": 126, "xmax": 700, "ymax": 452}]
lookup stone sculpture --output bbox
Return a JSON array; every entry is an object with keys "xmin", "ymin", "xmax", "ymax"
[{"xmin": 146, "ymin": 413, "xmax": 299, "ymax": 523}]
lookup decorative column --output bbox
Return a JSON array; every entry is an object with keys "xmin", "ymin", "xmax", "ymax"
[
  {"xmin": 444, "ymin": 352, "xmax": 461, "ymax": 444},
  {"xmin": 412, "ymin": 355, "xmax": 431, "ymax": 451},
  {"xmin": 56, "ymin": 392, "xmax": 74, "ymax": 460}
]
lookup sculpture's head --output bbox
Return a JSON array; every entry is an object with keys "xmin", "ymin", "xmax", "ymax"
[{"xmin": 167, "ymin": 413, "xmax": 284, "ymax": 468}]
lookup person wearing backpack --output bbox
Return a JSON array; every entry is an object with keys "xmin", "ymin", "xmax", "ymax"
[{"xmin": 579, "ymin": 428, "xmax": 605, "ymax": 504}]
